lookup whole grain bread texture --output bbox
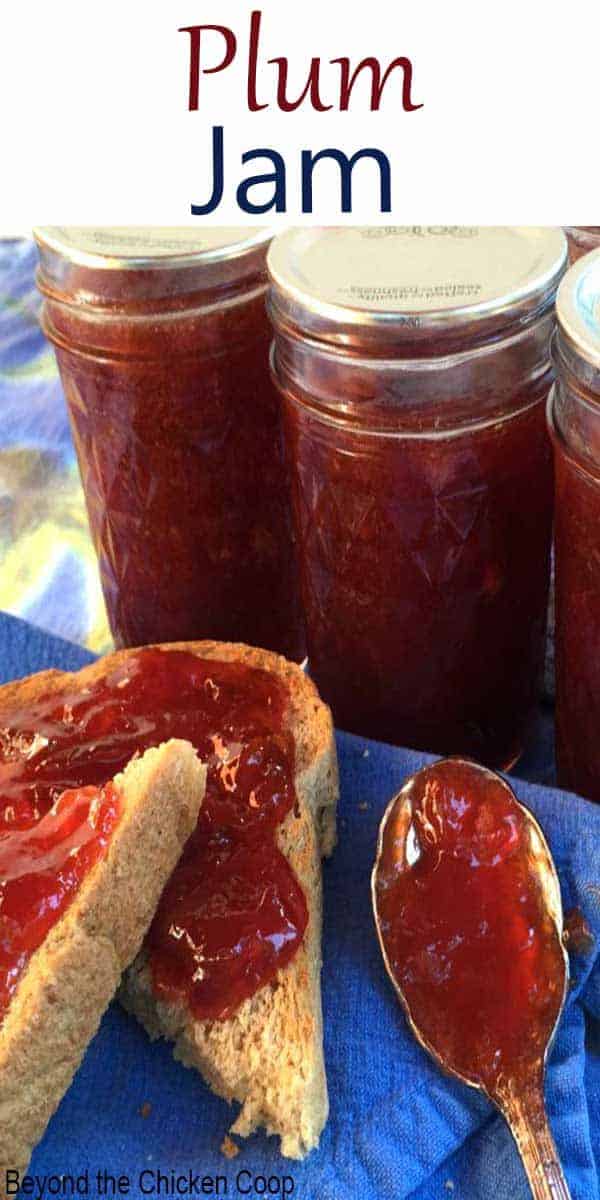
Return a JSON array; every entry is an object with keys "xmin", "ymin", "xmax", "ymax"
[
  {"xmin": 119, "ymin": 640, "xmax": 339, "ymax": 1160},
  {"xmin": 0, "ymin": 732, "xmax": 206, "ymax": 1185}
]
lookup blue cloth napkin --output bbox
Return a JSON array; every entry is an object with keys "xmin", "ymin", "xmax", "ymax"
[{"xmin": 1, "ymin": 610, "xmax": 599, "ymax": 1200}]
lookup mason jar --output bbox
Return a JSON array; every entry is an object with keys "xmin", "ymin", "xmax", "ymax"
[
  {"xmin": 549, "ymin": 248, "xmax": 600, "ymax": 799},
  {"xmin": 35, "ymin": 227, "xmax": 304, "ymax": 659},
  {"xmin": 564, "ymin": 227, "xmax": 600, "ymax": 265},
  {"xmin": 269, "ymin": 226, "xmax": 567, "ymax": 765}
]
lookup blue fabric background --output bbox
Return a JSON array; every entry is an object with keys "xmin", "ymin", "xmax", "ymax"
[
  {"xmin": 1, "ymin": 610, "xmax": 599, "ymax": 1200},
  {"xmin": 0, "ymin": 239, "xmax": 111, "ymax": 651}
]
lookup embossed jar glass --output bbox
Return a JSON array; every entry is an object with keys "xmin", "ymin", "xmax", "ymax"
[
  {"xmin": 35, "ymin": 227, "xmax": 304, "ymax": 659},
  {"xmin": 549, "ymin": 249, "xmax": 600, "ymax": 800},
  {"xmin": 269, "ymin": 227, "xmax": 567, "ymax": 765}
]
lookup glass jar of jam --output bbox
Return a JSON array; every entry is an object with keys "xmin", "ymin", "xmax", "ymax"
[
  {"xmin": 549, "ymin": 249, "xmax": 600, "ymax": 799},
  {"xmin": 34, "ymin": 227, "xmax": 304, "ymax": 660},
  {"xmin": 269, "ymin": 227, "xmax": 567, "ymax": 765},
  {"xmin": 564, "ymin": 227, "xmax": 600, "ymax": 265}
]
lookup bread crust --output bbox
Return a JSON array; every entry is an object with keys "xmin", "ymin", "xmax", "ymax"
[{"xmin": 0, "ymin": 738, "xmax": 206, "ymax": 1185}]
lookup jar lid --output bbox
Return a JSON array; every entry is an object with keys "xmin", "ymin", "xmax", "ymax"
[
  {"xmin": 34, "ymin": 226, "xmax": 273, "ymax": 303},
  {"xmin": 555, "ymin": 247, "xmax": 600, "ymax": 372},
  {"xmin": 268, "ymin": 226, "xmax": 567, "ymax": 353}
]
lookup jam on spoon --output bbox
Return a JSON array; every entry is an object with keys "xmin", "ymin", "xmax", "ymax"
[{"xmin": 372, "ymin": 758, "xmax": 571, "ymax": 1200}]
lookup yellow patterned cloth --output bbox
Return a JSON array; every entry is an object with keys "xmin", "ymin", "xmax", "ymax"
[{"xmin": 0, "ymin": 238, "xmax": 112, "ymax": 652}]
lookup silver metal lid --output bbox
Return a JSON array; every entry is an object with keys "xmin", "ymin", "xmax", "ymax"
[
  {"xmin": 34, "ymin": 227, "xmax": 272, "ymax": 269},
  {"xmin": 555, "ymin": 247, "xmax": 600, "ymax": 372},
  {"xmin": 34, "ymin": 226, "xmax": 273, "ymax": 303},
  {"xmin": 268, "ymin": 226, "xmax": 567, "ymax": 353}
]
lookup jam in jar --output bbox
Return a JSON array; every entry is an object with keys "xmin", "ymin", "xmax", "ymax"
[
  {"xmin": 269, "ymin": 227, "xmax": 567, "ymax": 766},
  {"xmin": 564, "ymin": 227, "xmax": 600, "ymax": 265},
  {"xmin": 0, "ymin": 648, "xmax": 306, "ymax": 1021},
  {"xmin": 34, "ymin": 228, "xmax": 304, "ymax": 660},
  {"xmin": 549, "ymin": 249, "xmax": 600, "ymax": 800}
]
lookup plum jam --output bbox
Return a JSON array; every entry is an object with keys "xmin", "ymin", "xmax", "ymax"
[
  {"xmin": 549, "ymin": 249, "xmax": 600, "ymax": 800},
  {"xmin": 0, "ymin": 648, "xmax": 306, "ymax": 1021},
  {"xmin": 564, "ymin": 227, "xmax": 600, "ymax": 265},
  {"xmin": 269, "ymin": 227, "xmax": 567, "ymax": 765},
  {"xmin": 0, "ymin": 782, "xmax": 121, "ymax": 1019},
  {"xmin": 34, "ymin": 228, "xmax": 304, "ymax": 660},
  {"xmin": 373, "ymin": 760, "xmax": 566, "ymax": 1096}
]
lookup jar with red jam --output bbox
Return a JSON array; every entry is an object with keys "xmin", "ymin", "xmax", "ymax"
[
  {"xmin": 549, "ymin": 249, "xmax": 600, "ymax": 799},
  {"xmin": 269, "ymin": 227, "xmax": 567, "ymax": 765},
  {"xmin": 564, "ymin": 227, "xmax": 600, "ymax": 265},
  {"xmin": 34, "ymin": 227, "xmax": 304, "ymax": 659}
]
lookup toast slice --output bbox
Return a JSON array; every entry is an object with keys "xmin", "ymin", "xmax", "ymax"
[
  {"xmin": 115, "ymin": 640, "xmax": 337, "ymax": 1160},
  {"xmin": 119, "ymin": 641, "xmax": 338, "ymax": 1159},
  {"xmin": 0, "ymin": 641, "xmax": 338, "ymax": 1161},
  {"xmin": 0, "ymin": 737, "xmax": 206, "ymax": 1180}
]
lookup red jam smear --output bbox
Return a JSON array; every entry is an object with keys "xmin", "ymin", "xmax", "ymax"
[
  {"xmin": 0, "ymin": 783, "xmax": 121, "ymax": 1018},
  {"xmin": 374, "ymin": 760, "xmax": 565, "ymax": 1095},
  {"xmin": 0, "ymin": 648, "xmax": 307, "ymax": 1022}
]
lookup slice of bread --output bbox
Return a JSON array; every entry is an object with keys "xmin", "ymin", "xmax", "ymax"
[
  {"xmin": 0, "ymin": 737, "xmax": 206, "ymax": 1180},
  {"xmin": 118, "ymin": 641, "xmax": 338, "ymax": 1160}
]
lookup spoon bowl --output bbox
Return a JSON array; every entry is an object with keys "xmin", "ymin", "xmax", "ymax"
[{"xmin": 372, "ymin": 758, "xmax": 571, "ymax": 1200}]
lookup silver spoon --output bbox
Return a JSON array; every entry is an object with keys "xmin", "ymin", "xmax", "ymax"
[{"xmin": 372, "ymin": 758, "xmax": 571, "ymax": 1200}]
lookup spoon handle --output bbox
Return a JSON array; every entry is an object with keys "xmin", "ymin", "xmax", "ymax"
[{"xmin": 502, "ymin": 1087, "xmax": 571, "ymax": 1200}]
